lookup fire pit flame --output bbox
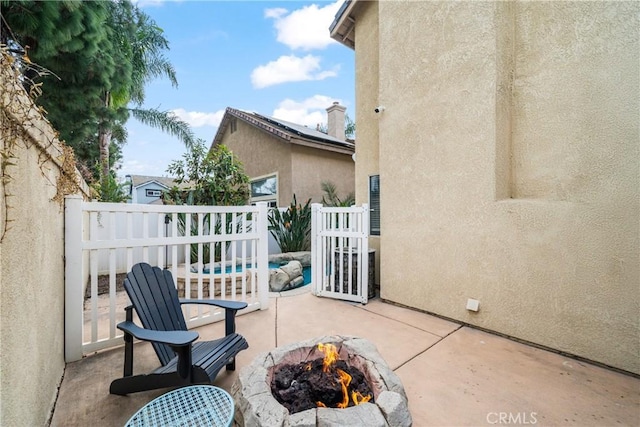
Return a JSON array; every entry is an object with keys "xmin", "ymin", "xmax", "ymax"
[
  {"xmin": 336, "ymin": 368, "xmax": 352, "ymax": 408},
  {"xmin": 352, "ymin": 390, "xmax": 372, "ymax": 405},
  {"xmin": 317, "ymin": 342, "xmax": 339, "ymax": 373},
  {"xmin": 315, "ymin": 342, "xmax": 371, "ymax": 409}
]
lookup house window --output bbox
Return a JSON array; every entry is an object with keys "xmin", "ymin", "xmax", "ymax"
[
  {"xmin": 251, "ymin": 174, "xmax": 277, "ymax": 205},
  {"xmin": 230, "ymin": 118, "xmax": 237, "ymax": 134},
  {"xmin": 369, "ymin": 175, "xmax": 380, "ymax": 236},
  {"xmin": 146, "ymin": 189, "xmax": 162, "ymax": 197}
]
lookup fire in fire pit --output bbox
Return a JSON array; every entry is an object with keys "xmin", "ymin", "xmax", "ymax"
[
  {"xmin": 271, "ymin": 343, "xmax": 374, "ymax": 413},
  {"xmin": 231, "ymin": 335, "xmax": 412, "ymax": 427}
]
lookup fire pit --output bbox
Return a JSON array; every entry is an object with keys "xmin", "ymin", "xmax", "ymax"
[{"xmin": 231, "ymin": 335, "xmax": 412, "ymax": 426}]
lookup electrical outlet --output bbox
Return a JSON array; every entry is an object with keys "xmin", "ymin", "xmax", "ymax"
[{"xmin": 466, "ymin": 298, "xmax": 480, "ymax": 312}]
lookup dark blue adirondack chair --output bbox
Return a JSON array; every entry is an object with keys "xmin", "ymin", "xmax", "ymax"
[{"xmin": 110, "ymin": 263, "xmax": 249, "ymax": 395}]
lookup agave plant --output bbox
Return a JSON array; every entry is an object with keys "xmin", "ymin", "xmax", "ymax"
[{"xmin": 268, "ymin": 195, "xmax": 312, "ymax": 253}]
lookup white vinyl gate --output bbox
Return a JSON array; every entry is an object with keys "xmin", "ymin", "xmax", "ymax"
[{"xmin": 311, "ymin": 203, "xmax": 370, "ymax": 304}]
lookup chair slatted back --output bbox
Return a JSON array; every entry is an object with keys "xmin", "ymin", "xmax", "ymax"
[{"xmin": 123, "ymin": 263, "xmax": 188, "ymax": 366}]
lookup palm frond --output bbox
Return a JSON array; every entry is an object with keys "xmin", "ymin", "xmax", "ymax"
[{"xmin": 130, "ymin": 107, "xmax": 196, "ymax": 149}]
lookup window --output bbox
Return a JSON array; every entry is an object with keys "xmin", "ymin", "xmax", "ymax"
[
  {"xmin": 251, "ymin": 174, "xmax": 277, "ymax": 205},
  {"xmin": 230, "ymin": 118, "xmax": 237, "ymax": 134},
  {"xmin": 369, "ymin": 175, "xmax": 380, "ymax": 236},
  {"xmin": 146, "ymin": 189, "xmax": 162, "ymax": 197}
]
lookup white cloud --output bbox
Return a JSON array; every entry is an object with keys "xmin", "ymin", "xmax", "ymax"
[
  {"xmin": 265, "ymin": 1, "xmax": 342, "ymax": 51},
  {"xmin": 251, "ymin": 55, "xmax": 338, "ymax": 89},
  {"xmin": 272, "ymin": 95, "xmax": 343, "ymax": 128},
  {"xmin": 171, "ymin": 108, "xmax": 224, "ymax": 127}
]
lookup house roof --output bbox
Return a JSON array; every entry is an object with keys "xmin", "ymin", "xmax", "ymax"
[
  {"xmin": 329, "ymin": 0, "xmax": 357, "ymax": 49},
  {"xmin": 126, "ymin": 175, "xmax": 177, "ymax": 190},
  {"xmin": 211, "ymin": 107, "xmax": 355, "ymax": 155}
]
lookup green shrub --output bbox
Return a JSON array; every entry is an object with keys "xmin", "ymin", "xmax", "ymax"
[{"xmin": 268, "ymin": 195, "xmax": 311, "ymax": 253}]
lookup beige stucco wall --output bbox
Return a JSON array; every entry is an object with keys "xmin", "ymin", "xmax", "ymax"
[
  {"xmin": 220, "ymin": 118, "xmax": 355, "ymax": 206},
  {"xmin": 220, "ymin": 119, "xmax": 293, "ymax": 206},
  {"xmin": 353, "ymin": 1, "xmax": 382, "ymax": 285},
  {"xmin": 291, "ymin": 144, "xmax": 354, "ymax": 204},
  {"xmin": 0, "ymin": 59, "xmax": 90, "ymax": 425},
  {"xmin": 355, "ymin": 1, "xmax": 639, "ymax": 374}
]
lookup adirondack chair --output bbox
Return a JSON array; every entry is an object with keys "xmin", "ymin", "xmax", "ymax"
[{"xmin": 110, "ymin": 262, "xmax": 249, "ymax": 395}]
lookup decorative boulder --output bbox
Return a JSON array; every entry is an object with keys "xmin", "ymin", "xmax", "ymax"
[
  {"xmin": 269, "ymin": 260, "xmax": 303, "ymax": 292},
  {"xmin": 269, "ymin": 251, "xmax": 311, "ymax": 267}
]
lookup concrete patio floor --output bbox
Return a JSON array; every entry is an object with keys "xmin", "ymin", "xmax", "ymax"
[{"xmin": 51, "ymin": 289, "xmax": 640, "ymax": 426}]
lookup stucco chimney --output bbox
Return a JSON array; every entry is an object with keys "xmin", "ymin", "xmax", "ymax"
[{"xmin": 326, "ymin": 101, "xmax": 346, "ymax": 141}]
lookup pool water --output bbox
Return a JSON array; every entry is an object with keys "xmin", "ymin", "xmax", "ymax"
[{"xmin": 203, "ymin": 263, "xmax": 312, "ymax": 286}]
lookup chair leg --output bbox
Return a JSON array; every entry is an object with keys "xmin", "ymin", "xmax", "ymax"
[{"xmin": 226, "ymin": 357, "xmax": 236, "ymax": 371}]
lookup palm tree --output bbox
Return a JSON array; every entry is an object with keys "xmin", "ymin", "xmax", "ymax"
[
  {"xmin": 97, "ymin": 2, "xmax": 195, "ymax": 181},
  {"xmin": 321, "ymin": 181, "xmax": 355, "ymax": 207}
]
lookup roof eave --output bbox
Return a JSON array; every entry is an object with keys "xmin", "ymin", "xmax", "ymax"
[{"xmin": 329, "ymin": 0, "xmax": 357, "ymax": 49}]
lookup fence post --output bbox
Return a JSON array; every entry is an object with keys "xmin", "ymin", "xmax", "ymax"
[
  {"xmin": 360, "ymin": 204, "xmax": 370, "ymax": 304},
  {"xmin": 256, "ymin": 202, "xmax": 270, "ymax": 309},
  {"xmin": 311, "ymin": 203, "xmax": 322, "ymax": 296},
  {"xmin": 64, "ymin": 195, "xmax": 84, "ymax": 362}
]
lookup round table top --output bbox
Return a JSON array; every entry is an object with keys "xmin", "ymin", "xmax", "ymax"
[{"xmin": 125, "ymin": 385, "xmax": 234, "ymax": 427}]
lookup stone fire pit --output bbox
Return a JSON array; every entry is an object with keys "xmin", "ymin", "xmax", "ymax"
[{"xmin": 231, "ymin": 335, "xmax": 412, "ymax": 426}]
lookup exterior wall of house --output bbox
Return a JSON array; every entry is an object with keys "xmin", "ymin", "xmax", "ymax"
[
  {"xmin": 134, "ymin": 182, "xmax": 167, "ymax": 204},
  {"xmin": 0, "ymin": 59, "xmax": 91, "ymax": 425},
  {"xmin": 219, "ymin": 117, "xmax": 355, "ymax": 207},
  {"xmin": 353, "ymin": 0, "xmax": 381, "ymax": 285},
  {"xmin": 355, "ymin": 1, "xmax": 639, "ymax": 374},
  {"xmin": 291, "ymin": 144, "xmax": 355, "ymax": 205},
  {"xmin": 219, "ymin": 119, "xmax": 293, "ymax": 206}
]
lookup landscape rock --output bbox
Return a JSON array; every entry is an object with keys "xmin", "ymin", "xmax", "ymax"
[
  {"xmin": 269, "ymin": 260, "xmax": 303, "ymax": 292},
  {"xmin": 376, "ymin": 391, "xmax": 412, "ymax": 427},
  {"xmin": 269, "ymin": 251, "xmax": 311, "ymax": 267}
]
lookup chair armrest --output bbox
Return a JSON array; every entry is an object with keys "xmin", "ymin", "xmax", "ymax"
[
  {"xmin": 179, "ymin": 299, "xmax": 248, "ymax": 311},
  {"xmin": 179, "ymin": 299, "xmax": 247, "ymax": 336},
  {"xmin": 117, "ymin": 321, "xmax": 199, "ymax": 346}
]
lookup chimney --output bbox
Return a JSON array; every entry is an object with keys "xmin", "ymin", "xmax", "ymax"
[{"xmin": 326, "ymin": 101, "xmax": 346, "ymax": 140}]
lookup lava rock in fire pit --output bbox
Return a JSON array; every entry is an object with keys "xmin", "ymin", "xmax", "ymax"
[
  {"xmin": 272, "ymin": 357, "xmax": 375, "ymax": 414},
  {"xmin": 231, "ymin": 335, "xmax": 412, "ymax": 427}
]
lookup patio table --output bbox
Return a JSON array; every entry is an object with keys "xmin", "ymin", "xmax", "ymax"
[{"xmin": 124, "ymin": 385, "xmax": 234, "ymax": 427}]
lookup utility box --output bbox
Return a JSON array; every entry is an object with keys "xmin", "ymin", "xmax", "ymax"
[{"xmin": 334, "ymin": 249, "xmax": 376, "ymax": 299}]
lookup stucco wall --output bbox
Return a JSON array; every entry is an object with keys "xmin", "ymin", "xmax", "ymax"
[
  {"xmin": 0, "ymin": 58, "xmax": 90, "ymax": 425},
  {"xmin": 353, "ymin": 0, "xmax": 382, "ymax": 284},
  {"xmin": 220, "ymin": 119, "xmax": 293, "ymax": 206},
  {"xmin": 220, "ymin": 118, "xmax": 355, "ymax": 207},
  {"xmin": 359, "ymin": 1, "xmax": 638, "ymax": 373},
  {"xmin": 291, "ymin": 144, "xmax": 355, "ymax": 204}
]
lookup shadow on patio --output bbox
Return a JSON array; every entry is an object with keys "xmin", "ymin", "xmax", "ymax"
[{"xmin": 51, "ymin": 289, "xmax": 639, "ymax": 426}]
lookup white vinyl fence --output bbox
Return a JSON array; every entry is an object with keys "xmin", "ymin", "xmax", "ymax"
[
  {"xmin": 311, "ymin": 203, "xmax": 370, "ymax": 304},
  {"xmin": 64, "ymin": 196, "xmax": 269, "ymax": 362}
]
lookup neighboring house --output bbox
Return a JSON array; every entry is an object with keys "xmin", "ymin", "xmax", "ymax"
[
  {"xmin": 330, "ymin": 1, "xmax": 639, "ymax": 375},
  {"xmin": 210, "ymin": 103, "xmax": 355, "ymax": 207},
  {"xmin": 124, "ymin": 174, "xmax": 177, "ymax": 204}
]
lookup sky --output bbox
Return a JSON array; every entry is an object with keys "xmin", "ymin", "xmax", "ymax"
[{"xmin": 121, "ymin": 0, "xmax": 354, "ymax": 178}]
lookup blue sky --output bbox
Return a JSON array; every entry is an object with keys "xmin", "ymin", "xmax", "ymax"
[{"xmin": 121, "ymin": 0, "xmax": 354, "ymax": 178}]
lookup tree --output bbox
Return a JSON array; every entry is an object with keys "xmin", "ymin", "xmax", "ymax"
[
  {"xmin": 164, "ymin": 141, "xmax": 250, "ymax": 263},
  {"xmin": 1, "ymin": 0, "xmax": 195, "ymax": 182},
  {"xmin": 316, "ymin": 114, "xmax": 356, "ymax": 139},
  {"xmin": 96, "ymin": 2, "xmax": 195, "ymax": 181},
  {"xmin": 164, "ymin": 141, "xmax": 250, "ymax": 206}
]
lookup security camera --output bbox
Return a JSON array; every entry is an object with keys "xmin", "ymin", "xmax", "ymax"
[{"xmin": 374, "ymin": 106, "xmax": 385, "ymax": 113}]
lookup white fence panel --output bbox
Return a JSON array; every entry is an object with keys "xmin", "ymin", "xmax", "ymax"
[
  {"xmin": 64, "ymin": 197, "xmax": 269, "ymax": 362},
  {"xmin": 312, "ymin": 203, "xmax": 369, "ymax": 304}
]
